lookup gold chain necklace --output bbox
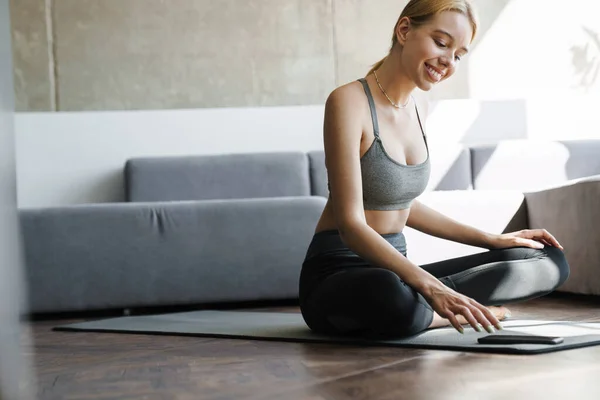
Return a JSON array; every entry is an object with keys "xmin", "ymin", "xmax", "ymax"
[{"xmin": 373, "ymin": 70, "xmax": 410, "ymax": 109}]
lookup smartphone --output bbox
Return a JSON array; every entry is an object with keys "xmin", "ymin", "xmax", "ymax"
[{"xmin": 477, "ymin": 334, "xmax": 564, "ymax": 345}]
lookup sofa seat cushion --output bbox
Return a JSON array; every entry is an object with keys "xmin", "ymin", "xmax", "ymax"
[{"xmin": 20, "ymin": 197, "xmax": 326, "ymax": 313}]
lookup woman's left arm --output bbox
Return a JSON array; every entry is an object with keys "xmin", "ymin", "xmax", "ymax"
[
  {"xmin": 408, "ymin": 98, "xmax": 563, "ymax": 251},
  {"xmin": 407, "ymin": 98, "xmax": 493, "ymax": 246},
  {"xmin": 406, "ymin": 199, "xmax": 494, "ymax": 248},
  {"xmin": 406, "ymin": 199, "xmax": 564, "ymax": 250}
]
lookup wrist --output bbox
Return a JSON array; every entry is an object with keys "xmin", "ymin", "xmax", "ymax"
[
  {"xmin": 482, "ymin": 232, "xmax": 500, "ymax": 249},
  {"xmin": 412, "ymin": 275, "xmax": 447, "ymax": 300}
]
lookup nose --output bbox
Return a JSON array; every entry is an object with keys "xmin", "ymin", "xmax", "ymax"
[{"xmin": 439, "ymin": 55, "xmax": 456, "ymax": 70}]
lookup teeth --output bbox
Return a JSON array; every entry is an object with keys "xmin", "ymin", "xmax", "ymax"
[{"xmin": 426, "ymin": 64, "xmax": 441, "ymax": 80}]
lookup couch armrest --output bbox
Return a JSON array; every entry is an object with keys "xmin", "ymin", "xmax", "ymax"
[
  {"xmin": 524, "ymin": 175, "xmax": 600, "ymax": 295},
  {"xmin": 20, "ymin": 196, "xmax": 326, "ymax": 314}
]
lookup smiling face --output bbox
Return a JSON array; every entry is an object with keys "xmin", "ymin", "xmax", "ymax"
[{"xmin": 397, "ymin": 11, "xmax": 473, "ymax": 90}]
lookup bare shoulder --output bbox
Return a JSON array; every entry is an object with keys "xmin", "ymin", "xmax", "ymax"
[
  {"xmin": 323, "ymin": 81, "xmax": 368, "ymax": 139},
  {"xmin": 325, "ymin": 81, "xmax": 366, "ymax": 116}
]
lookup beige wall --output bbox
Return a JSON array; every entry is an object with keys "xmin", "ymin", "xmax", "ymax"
[
  {"xmin": 10, "ymin": 0, "xmax": 54, "ymax": 111},
  {"xmin": 10, "ymin": 0, "xmax": 600, "ymax": 111},
  {"xmin": 12, "ymin": 0, "xmax": 338, "ymax": 111}
]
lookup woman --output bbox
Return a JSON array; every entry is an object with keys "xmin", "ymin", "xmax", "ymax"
[{"xmin": 299, "ymin": 0, "xmax": 570, "ymax": 338}]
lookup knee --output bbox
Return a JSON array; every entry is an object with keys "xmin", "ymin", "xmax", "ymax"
[
  {"xmin": 363, "ymin": 269, "xmax": 433, "ymax": 337},
  {"xmin": 541, "ymin": 246, "xmax": 570, "ymax": 288},
  {"xmin": 516, "ymin": 245, "xmax": 570, "ymax": 284},
  {"xmin": 361, "ymin": 269, "xmax": 417, "ymax": 311},
  {"xmin": 529, "ymin": 246, "xmax": 570, "ymax": 289}
]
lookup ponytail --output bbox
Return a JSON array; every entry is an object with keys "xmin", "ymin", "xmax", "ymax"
[{"xmin": 366, "ymin": 56, "xmax": 387, "ymax": 77}]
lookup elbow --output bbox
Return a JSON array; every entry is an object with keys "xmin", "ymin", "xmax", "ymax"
[{"xmin": 336, "ymin": 217, "xmax": 368, "ymax": 243}]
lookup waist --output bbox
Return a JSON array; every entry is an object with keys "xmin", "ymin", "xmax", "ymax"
[
  {"xmin": 305, "ymin": 229, "xmax": 407, "ymax": 261},
  {"xmin": 316, "ymin": 203, "xmax": 411, "ymax": 235}
]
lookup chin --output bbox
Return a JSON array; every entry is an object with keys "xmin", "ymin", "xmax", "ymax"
[
  {"xmin": 416, "ymin": 81, "xmax": 434, "ymax": 91},
  {"xmin": 415, "ymin": 78, "xmax": 435, "ymax": 91},
  {"xmin": 414, "ymin": 69, "xmax": 437, "ymax": 91}
]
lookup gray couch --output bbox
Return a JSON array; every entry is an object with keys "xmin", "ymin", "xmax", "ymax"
[{"xmin": 19, "ymin": 139, "xmax": 600, "ymax": 315}]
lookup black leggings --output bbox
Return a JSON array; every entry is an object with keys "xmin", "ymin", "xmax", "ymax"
[{"xmin": 299, "ymin": 230, "xmax": 570, "ymax": 339}]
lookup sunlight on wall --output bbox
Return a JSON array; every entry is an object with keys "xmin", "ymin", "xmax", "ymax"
[
  {"xmin": 425, "ymin": 101, "xmax": 481, "ymax": 143},
  {"xmin": 469, "ymin": 0, "xmax": 600, "ymax": 99},
  {"xmin": 526, "ymin": 94, "xmax": 600, "ymax": 141}
]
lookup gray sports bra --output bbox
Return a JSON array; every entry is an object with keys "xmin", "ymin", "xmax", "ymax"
[{"xmin": 357, "ymin": 78, "xmax": 431, "ymax": 210}]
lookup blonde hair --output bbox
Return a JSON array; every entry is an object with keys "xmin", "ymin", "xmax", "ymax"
[{"xmin": 367, "ymin": 0, "xmax": 478, "ymax": 76}]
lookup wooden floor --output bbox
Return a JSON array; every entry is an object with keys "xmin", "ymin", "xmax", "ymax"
[{"xmin": 23, "ymin": 293, "xmax": 600, "ymax": 400}]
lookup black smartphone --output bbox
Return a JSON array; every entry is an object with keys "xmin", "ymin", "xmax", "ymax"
[{"xmin": 477, "ymin": 334, "xmax": 564, "ymax": 345}]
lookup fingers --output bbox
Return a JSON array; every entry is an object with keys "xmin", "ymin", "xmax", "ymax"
[
  {"xmin": 470, "ymin": 301, "xmax": 503, "ymax": 332},
  {"xmin": 531, "ymin": 229, "xmax": 564, "ymax": 250},
  {"xmin": 445, "ymin": 312, "xmax": 464, "ymax": 334},
  {"xmin": 515, "ymin": 237, "xmax": 544, "ymax": 249},
  {"xmin": 456, "ymin": 305, "xmax": 481, "ymax": 332},
  {"xmin": 542, "ymin": 229, "xmax": 563, "ymax": 250},
  {"xmin": 439, "ymin": 291, "xmax": 505, "ymax": 335},
  {"xmin": 452, "ymin": 304, "xmax": 496, "ymax": 334},
  {"xmin": 529, "ymin": 240, "xmax": 544, "ymax": 249}
]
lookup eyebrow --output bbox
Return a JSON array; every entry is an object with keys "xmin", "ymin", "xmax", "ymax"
[{"xmin": 433, "ymin": 29, "xmax": 469, "ymax": 53}]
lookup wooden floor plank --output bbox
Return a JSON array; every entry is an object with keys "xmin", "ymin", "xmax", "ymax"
[{"xmin": 23, "ymin": 293, "xmax": 600, "ymax": 399}]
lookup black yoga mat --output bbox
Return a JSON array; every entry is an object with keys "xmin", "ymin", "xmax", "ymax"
[{"xmin": 54, "ymin": 310, "xmax": 600, "ymax": 355}]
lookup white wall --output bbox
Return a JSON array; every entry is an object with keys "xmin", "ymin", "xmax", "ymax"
[
  {"xmin": 468, "ymin": 0, "xmax": 600, "ymax": 101},
  {"xmin": 15, "ymin": 94, "xmax": 600, "ymax": 208},
  {"xmin": 0, "ymin": 0, "xmax": 35, "ymax": 397},
  {"xmin": 16, "ymin": 105, "xmax": 325, "ymax": 208}
]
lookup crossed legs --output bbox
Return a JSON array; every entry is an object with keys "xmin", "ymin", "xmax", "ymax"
[{"xmin": 300, "ymin": 245, "xmax": 570, "ymax": 338}]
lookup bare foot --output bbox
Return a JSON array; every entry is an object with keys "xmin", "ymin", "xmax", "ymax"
[{"xmin": 428, "ymin": 306, "xmax": 511, "ymax": 330}]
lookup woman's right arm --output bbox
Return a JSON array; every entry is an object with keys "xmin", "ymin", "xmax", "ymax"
[
  {"xmin": 323, "ymin": 86, "xmax": 440, "ymax": 296},
  {"xmin": 323, "ymin": 86, "xmax": 502, "ymax": 333}
]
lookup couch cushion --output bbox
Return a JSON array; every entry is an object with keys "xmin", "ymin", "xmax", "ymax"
[
  {"xmin": 20, "ymin": 197, "xmax": 326, "ymax": 313},
  {"xmin": 471, "ymin": 140, "xmax": 600, "ymax": 192},
  {"xmin": 307, "ymin": 151, "xmax": 328, "ymax": 197},
  {"xmin": 426, "ymin": 143, "xmax": 472, "ymax": 191},
  {"xmin": 125, "ymin": 152, "xmax": 311, "ymax": 202},
  {"xmin": 307, "ymin": 144, "xmax": 472, "ymax": 197}
]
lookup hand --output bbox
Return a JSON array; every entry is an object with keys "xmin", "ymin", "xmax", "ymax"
[
  {"xmin": 424, "ymin": 282, "xmax": 502, "ymax": 334},
  {"xmin": 487, "ymin": 229, "xmax": 563, "ymax": 250}
]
